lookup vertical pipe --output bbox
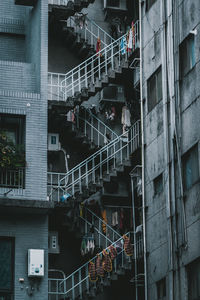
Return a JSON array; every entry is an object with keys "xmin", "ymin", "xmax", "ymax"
[
  {"xmin": 131, "ymin": 175, "xmax": 138, "ymax": 300},
  {"xmin": 139, "ymin": 1, "xmax": 148, "ymax": 300}
]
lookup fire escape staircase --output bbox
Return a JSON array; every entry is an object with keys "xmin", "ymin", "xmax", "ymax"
[
  {"xmin": 48, "ymin": 0, "xmax": 95, "ymax": 21},
  {"xmin": 61, "ymin": 16, "xmax": 114, "ymax": 59},
  {"xmin": 49, "ymin": 206, "xmax": 144, "ymax": 300},
  {"xmin": 47, "ymin": 118, "xmax": 140, "ymax": 203},
  {"xmin": 48, "ymin": 20, "xmax": 139, "ymax": 107}
]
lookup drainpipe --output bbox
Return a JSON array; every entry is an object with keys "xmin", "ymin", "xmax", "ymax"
[
  {"xmin": 130, "ymin": 174, "xmax": 138, "ymax": 300},
  {"xmin": 160, "ymin": 0, "xmax": 174, "ymax": 299},
  {"xmin": 139, "ymin": 1, "xmax": 148, "ymax": 300}
]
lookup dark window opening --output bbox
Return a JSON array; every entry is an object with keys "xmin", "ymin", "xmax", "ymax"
[
  {"xmin": 0, "ymin": 114, "xmax": 26, "ymax": 189},
  {"xmin": 179, "ymin": 35, "xmax": 195, "ymax": 78},
  {"xmin": 182, "ymin": 144, "xmax": 199, "ymax": 190},
  {"xmin": 107, "ymin": 0, "xmax": 120, "ymax": 7},
  {"xmin": 146, "ymin": 0, "xmax": 156, "ymax": 11},
  {"xmin": 187, "ymin": 258, "xmax": 200, "ymax": 300},
  {"xmin": 0, "ymin": 237, "xmax": 14, "ymax": 299},
  {"xmin": 154, "ymin": 173, "xmax": 163, "ymax": 195},
  {"xmin": 147, "ymin": 67, "xmax": 162, "ymax": 112},
  {"xmin": 156, "ymin": 277, "xmax": 166, "ymax": 299}
]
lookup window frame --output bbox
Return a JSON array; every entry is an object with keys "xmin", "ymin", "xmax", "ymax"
[
  {"xmin": 156, "ymin": 277, "xmax": 166, "ymax": 300},
  {"xmin": 187, "ymin": 258, "xmax": 200, "ymax": 300},
  {"xmin": 146, "ymin": 0, "xmax": 157, "ymax": 11},
  {"xmin": 0, "ymin": 237, "xmax": 15, "ymax": 298},
  {"xmin": 153, "ymin": 173, "xmax": 163, "ymax": 196},
  {"xmin": 179, "ymin": 34, "xmax": 195, "ymax": 79},
  {"xmin": 182, "ymin": 144, "xmax": 199, "ymax": 191},
  {"xmin": 147, "ymin": 66, "xmax": 163, "ymax": 112}
]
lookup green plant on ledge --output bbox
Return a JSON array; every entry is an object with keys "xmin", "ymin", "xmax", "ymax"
[{"xmin": 0, "ymin": 131, "xmax": 25, "ymax": 169}]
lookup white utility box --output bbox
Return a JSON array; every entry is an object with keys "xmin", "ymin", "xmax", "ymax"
[
  {"xmin": 48, "ymin": 133, "xmax": 60, "ymax": 151},
  {"xmin": 28, "ymin": 249, "xmax": 44, "ymax": 277}
]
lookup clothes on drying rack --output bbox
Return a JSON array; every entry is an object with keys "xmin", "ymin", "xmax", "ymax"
[
  {"xmin": 66, "ymin": 109, "xmax": 75, "ymax": 123},
  {"xmin": 80, "ymin": 236, "xmax": 95, "ymax": 257},
  {"xmin": 121, "ymin": 105, "xmax": 131, "ymax": 127}
]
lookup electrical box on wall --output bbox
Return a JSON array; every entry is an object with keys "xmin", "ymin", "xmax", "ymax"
[
  {"xmin": 48, "ymin": 133, "xmax": 61, "ymax": 151},
  {"xmin": 28, "ymin": 249, "xmax": 44, "ymax": 277}
]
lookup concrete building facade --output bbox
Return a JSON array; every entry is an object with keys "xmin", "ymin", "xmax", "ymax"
[
  {"xmin": 140, "ymin": 0, "xmax": 200, "ymax": 299},
  {"xmin": 0, "ymin": 0, "xmax": 199, "ymax": 299}
]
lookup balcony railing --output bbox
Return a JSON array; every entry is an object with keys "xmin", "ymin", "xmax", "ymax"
[{"xmin": 0, "ymin": 167, "xmax": 25, "ymax": 190}]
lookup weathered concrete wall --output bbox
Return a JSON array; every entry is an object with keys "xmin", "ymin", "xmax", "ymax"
[
  {"xmin": 0, "ymin": 0, "xmax": 48, "ymax": 201},
  {"xmin": 141, "ymin": 0, "xmax": 200, "ymax": 298},
  {"xmin": 0, "ymin": 213, "xmax": 48, "ymax": 300}
]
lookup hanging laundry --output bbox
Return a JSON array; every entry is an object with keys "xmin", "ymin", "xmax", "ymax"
[
  {"xmin": 121, "ymin": 106, "xmax": 131, "ymax": 128},
  {"xmin": 80, "ymin": 238, "xmax": 87, "ymax": 256},
  {"xmin": 123, "ymin": 235, "xmax": 133, "ymax": 257},
  {"xmin": 112, "ymin": 211, "xmax": 118, "ymax": 227},
  {"xmin": 131, "ymin": 21, "xmax": 135, "ymax": 50},
  {"xmin": 79, "ymin": 202, "xmax": 84, "ymax": 217},
  {"xmin": 109, "ymin": 245, "xmax": 117, "ymax": 260},
  {"xmin": 60, "ymin": 192, "xmax": 71, "ymax": 203},
  {"xmin": 119, "ymin": 209, "xmax": 125, "ymax": 232},
  {"xmin": 80, "ymin": 236, "xmax": 95, "ymax": 257},
  {"xmin": 120, "ymin": 36, "xmax": 127, "ymax": 55},
  {"xmin": 66, "ymin": 110, "xmax": 75, "ymax": 123},
  {"xmin": 101, "ymin": 209, "xmax": 107, "ymax": 234},
  {"xmin": 89, "ymin": 261, "xmax": 98, "ymax": 282},
  {"xmin": 96, "ymin": 37, "xmax": 102, "ymax": 57},
  {"xmin": 127, "ymin": 28, "xmax": 133, "ymax": 52},
  {"xmin": 102, "ymin": 249, "xmax": 112, "ymax": 273},
  {"xmin": 96, "ymin": 254, "xmax": 104, "ymax": 277}
]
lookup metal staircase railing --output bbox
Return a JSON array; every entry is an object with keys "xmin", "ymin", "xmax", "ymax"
[
  {"xmin": 61, "ymin": 22, "xmax": 139, "ymax": 100},
  {"xmin": 48, "ymin": 232, "xmax": 131, "ymax": 300},
  {"xmin": 48, "ymin": 0, "xmax": 72, "ymax": 5},
  {"xmin": 47, "ymin": 21, "xmax": 139, "ymax": 102},
  {"xmin": 73, "ymin": 106, "xmax": 118, "ymax": 147},
  {"xmin": 79, "ymin": 206, "xmax": 121, "ymax": 249},
  {"xmin": 48, "ymin": 72, "xmax": 65, "ymax": 101},
  {"xmin": 65, "ymin": 15, "xmax": 114, "ymax": 49},
  {"xmin": 47, "ymin": 120, "xmax": 140, "ymax": 202}
]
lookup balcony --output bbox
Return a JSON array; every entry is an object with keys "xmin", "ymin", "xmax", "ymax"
[{"xmin": 0, "ymin": 167, "xmax": 25, "ymax": 196}]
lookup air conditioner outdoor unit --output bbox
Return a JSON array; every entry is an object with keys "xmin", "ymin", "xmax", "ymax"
[{"xmin": 48, "ymin": 133, "xmax": 60, "ymax": 151}]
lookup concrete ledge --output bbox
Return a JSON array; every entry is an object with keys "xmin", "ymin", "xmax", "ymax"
[{"xmin": 0, "ymin": 197, "xmax": 54, "ymax": 214}]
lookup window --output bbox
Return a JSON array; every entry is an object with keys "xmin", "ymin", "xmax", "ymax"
[
  {"xmin": 187, "ymin": 258, "xmax": 200, "ymax": 300},
  {"xmin": 182, "ymin": 144, "xmax": 199, "ymax": 190},
  {"xmin": 147, "ymin": 67, "xmax": 162, "ymax": 112},
  {"xmin": 0, "ymin": 114, "xmax": 26, "ymax": 189},
  {"xmin": 179, "ymin": 35, "xmax": 195, "ymax": 78},
  {"xmin": 156, "ymin": 278, "xmax": 166, "ymax": 299},
  {"xmin": 154, "ymin": 173, "xmax": 163, "ymax": 195},
  {"xmin": 107, "ymin": 0, "xmax": 120, "ymax": 7},
  {"xmin": 146, "ymin": 0, "xmax": 156, "ymax": 11},
  {"xmin": 0, "ymin": 238, "xmax": 14, "ymax": 299},
  {"xmin": 0, "ymin": 114, "xmax": 25, "ymax": 146}
]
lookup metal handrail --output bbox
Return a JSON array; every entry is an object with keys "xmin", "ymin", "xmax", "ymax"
[
  {"xmin": 47, "ymin": 120, "xmax": 140, "ymax": 201},
  {"xmin": 59, "ymin": 232, "xmax": 130, "ymax": 296},
  {"xmin": 48, "ymin": 0, "xmax": 73, "ymax": 5},
  {"xmin": 74, "ymin": 106, "xmax": 118, "ymax": 147},
  {"xmin": 48, "ymin": 21, "xmax": 139, "ymax": 102},
  {"xmin": 85, "ymin": 207, "xmax": 121, "ymax": 238},
  {"xmin": 61, "ymin": 21, "xmax": 139, "ymax": 101},
  {"xmin": 48, "ymin": 232, "xmax": 144, "ymax": 298},
  {"xmin": 65, "ymin": 15, "xmax": 114, "ymax": 48}
]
